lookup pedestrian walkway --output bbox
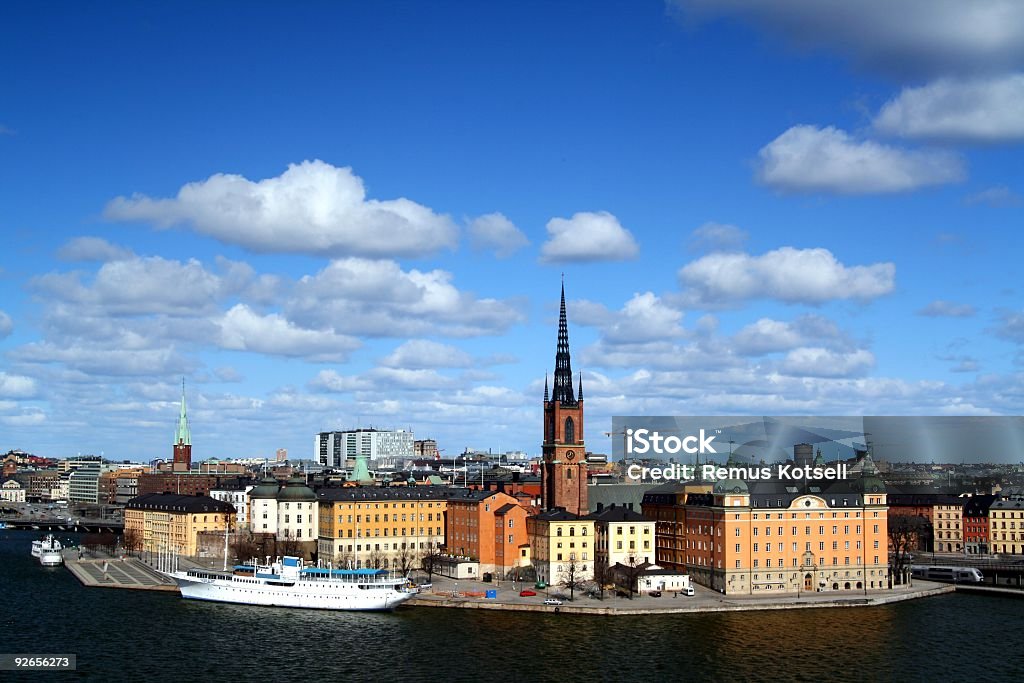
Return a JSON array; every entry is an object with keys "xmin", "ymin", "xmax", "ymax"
[{"xmin": 64, "ymin": 551, "xmax": 179, "ymax": 592}]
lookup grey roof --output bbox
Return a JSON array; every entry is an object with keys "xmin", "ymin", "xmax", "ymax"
[
  {"xmin": 587, "ymin": 506, "xmax": 650, "ymax": 523},
  {"xmin": 317, "ymin": 485, "xmax": 470, "ymax": 503},
  {"xmin": 126, "ymin": 492, "xmax": 236, "ymax": 514},
  {"xmin": 533, "ymin": 508, "xmax": 583, "ymax": 522}
]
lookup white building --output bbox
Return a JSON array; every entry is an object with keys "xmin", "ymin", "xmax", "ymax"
[
  {"xmin": 247, "ymin": 476, "xmax": 318, "ymax": 542},
  {"xmin": 210, "ymin": 485, "xmax": 254, "ymax": 528},
  {"xmin": 68, "ymin": 460, "xmax": 103, "ymax": 504},
  {"xmin": 315, "ymin": 429, "xmax": 414, "ymax": 468},
  {"xmin": 1, "ymin": 479, "xmax": 26, "ymax": 503}
]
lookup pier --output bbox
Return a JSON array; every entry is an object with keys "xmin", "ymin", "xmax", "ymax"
[{"xmin": 63, "ymin": 550, "xmax": 178, "ymax": 592}]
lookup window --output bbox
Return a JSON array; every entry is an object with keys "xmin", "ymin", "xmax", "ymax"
[{"xmin": 565, "ymin": 417, "xmax": 575, "ymax": 444}]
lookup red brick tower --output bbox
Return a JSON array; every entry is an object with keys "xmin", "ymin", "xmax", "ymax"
[{"xmin": 541, "ymin": 282, "xmax": 587, "ymax": 515}]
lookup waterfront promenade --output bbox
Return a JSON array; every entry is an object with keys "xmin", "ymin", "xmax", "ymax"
[
  {"xmin": 407, "ymin": 575, "xmax": 954, "ymax": 615},
  {"xmin": 63, "ymin": 548, "xmax": 178, "ymax": 592}
]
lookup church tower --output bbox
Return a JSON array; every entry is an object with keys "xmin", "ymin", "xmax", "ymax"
[
  {"xmin": 541, "ymin": 282, "xmax": 587, "ymax": 515},
  {"xmin": 172, "ymin": 378, "xmax": 192, "ymax": 472}
]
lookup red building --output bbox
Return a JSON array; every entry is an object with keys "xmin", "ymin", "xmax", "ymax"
[{"xmin": 963, "ymin": 494, "xmax": 996, "ymax": 554}]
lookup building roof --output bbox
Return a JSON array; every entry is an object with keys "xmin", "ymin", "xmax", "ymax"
[
  {"xmin": 533, "ymin": 508, "xmax": 584, "ymax": 522},
  {"xmin": 992, "ymin": 499, "xmax": 1024, "ymax": 510},
  {"xmin": 587, "ymin": 505, "xmax": 650, "ymax": 523},
  {"xmin": 317, "ymin": 485, "xmax": 470, "ymax": 503},
  {"xmin": 494, "ymin": 503, "xmax": 519, "ymax": 516},
  {"xmin": 126, "ymin": 492, "xmax": 236, "ymax": 514},
  {"xmin": 277, "ymin": 476, "xmax": 316, "ymax": 502}
]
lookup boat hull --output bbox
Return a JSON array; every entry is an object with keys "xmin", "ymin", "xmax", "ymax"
[
  {"xmin": 171, "ymin": 574, "xmax": 414, "ymax": 611},
  {"xmin": 39, "ymin": 551, "xmax": 63, "ymax": 566}
]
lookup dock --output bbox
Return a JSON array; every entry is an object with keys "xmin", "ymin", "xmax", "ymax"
[{"xmin": 63, "ymin": 551, "xmax": 179, "ymax": 592}]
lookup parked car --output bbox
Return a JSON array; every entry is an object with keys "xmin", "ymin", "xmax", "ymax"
[
  {"xmin": 682, "ymin": 586, "xmax": 695, "ymax": 596},
  {"xmin": 649, "ymin": 591, "xmax": 662, "ymax": 597},
  {"xmin": 519, "ymin": 589, "xmax": 537, "ymax": 597},
  {"xmin": 543, "ymin": 598, "xmax": 563, "ymax": 606}
]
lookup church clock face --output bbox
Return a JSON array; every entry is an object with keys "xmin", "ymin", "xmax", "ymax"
[{"xmin": 565, "ymin": 450, "xmax": 576, "ymax": 461}]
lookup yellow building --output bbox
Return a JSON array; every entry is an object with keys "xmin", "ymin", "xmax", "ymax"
[
  {"xmin": 685, "ymin": 475, "xmax": 889, "ymax": 595},
  {"xmin": 527, "ymin": 509, "xmax": 595, "ymax": 586},
  {"xmin": 989, "ymin": 499, "xmax": 1024, "ymax": 554},
  {"xmin": 124, "ymin": 492, "xmax": 236, "ymax": 556},
  {"xmin": 933, "ymin": 502, "xmax": 964, "ymax": 552},
  {"xmin": 317, "ymin": 486, "xmax": 460, "ymax": 570},
  {"xmin": 589, "ymin": 504, "xmax": 655, "ymax": 569}
]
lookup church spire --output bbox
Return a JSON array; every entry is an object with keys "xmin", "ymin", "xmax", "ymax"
[
  {"xmin": 543, "ymin": 373, "xmax": 549, "ymax": 402},
  {"xmin": 552, "ymin": 280, "xmax": 576, "ymax": 405},
  {"xmin": 577, "ymin": 372, "xmax": 583, "ymax": 401},
  {"xmin": 175, "ymin": 377, "xmax": 191, "ymax": 446}
]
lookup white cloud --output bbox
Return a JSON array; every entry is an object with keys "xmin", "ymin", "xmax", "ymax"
[
  {"xmin": 380, "ymin": 340, "xmax": 473, "ymax": 369},
  {"xmin": 688, "ymin": 222, "xmax": 748, "ymax": 252},
  {"xmin": 307, "ymin": 370, "xmax": 372, "ymax": 393},
  {"xmin": 32, "ymin": 256, "xmax": 234, "ymax": 317},
  {"xmin": 917, "ymin": 300, "xmax": 978, "ymax": 318},
  {"xmin": 875, "ymin": 74, "xmax": 1024, "ymax": 142},
  {"xmin": 218, "ymin": 304, "xmax": 361, "ymax": 361},
  {"xmin": 672, "ymin": 1, "xmax": 1024, "ymax": 78},
  {"xmin": 965, "ymin": 185, "xmax": 1022, "ymax": 207},
  {"xmin": 0, "ymin": 372, "xmax": 38, "ymax": 398},
  {"xmin": 104, "ymin": 160, "xmax": 458, "ymax": 258},
  {"xmin": 575, "ymin": 292, "xmax": 685, "ymax": 344},
  {"xmin": 287, "ymin": 258, "xmax": 524, "ymax": 337},
  {"xmin": 12, "ymin": 342, "xmax": 194, "ymax": 376},
  {"xmin": 756, "ymin": 125, "xmax": 965, "ymax": 194},
  {"xmin": 540, "ymin": 211, "xmax": 639, "ymax": 263},
  {"xmin": 679, "ymin": 246, "xmax": 895, "ymax": 306},
  {"xmin": 467, "ymin": 213, "xmax": 529, "ymax": 257},
  {"xmin": 733, "ymin": 318, "xmax": 806, "ymax": 355},
  {"xmin": 0, "ymin": 310, "xmax": 12, "ymax": 338},
  {"xmin": 57, "ymin": 237, "xmax": 134, "ymax": 262},
  {"xmin": 0, "ymin": 410, "xmax": 46, "ymax": 427},
  {"xmin": 992, "ymin": 309, "xmax": 1024, "ymax": 343},
  {"xmin": 779, "ymin": 347, "xmax": 876, "ymax": 378}
]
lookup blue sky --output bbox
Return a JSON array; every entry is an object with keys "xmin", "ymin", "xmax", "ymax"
[{"xmin": 1, "ymin": 1, "xmax": 1022, "ymax": 462}]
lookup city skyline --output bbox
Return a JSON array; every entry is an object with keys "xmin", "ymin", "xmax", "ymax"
[{"xmin": 1, "ymin": 2, "xmax": 1023, "ymax": 461}]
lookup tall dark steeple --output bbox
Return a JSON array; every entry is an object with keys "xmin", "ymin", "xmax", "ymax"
[
  {"xmin": 552, "ymin": 281, "xmax": 577, "ymax": 405},
  {"xmin": 541, "ymin": 280, "xmax": 587, "ymax": 515}
]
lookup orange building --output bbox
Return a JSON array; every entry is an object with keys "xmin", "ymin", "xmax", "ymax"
[
  {"xmin": 446, "ymin": 490, "xmax": 530, "ymax": 576},
  {"xmin": 683, "ymin": 475, "xmax": 889, "ymax": 595},
  {"xmin": 641, "ymin": 479, "xmax": 713, "ymax": 570}
]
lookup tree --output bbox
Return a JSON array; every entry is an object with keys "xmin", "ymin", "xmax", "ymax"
[
  {"xmin": 622, "ymin": 555, "xmax": 644, "ymax": 599},
  {"xmin": 277, "ymin": 532, "xmax": 304, "ymax": 558},
  {"xmin": 591, "ymin": 561, "xmax": 611, "ymax": 600},
  {"xmin": 395, "ymin": 543, "xmax": 417, "ymax": 577},
  {"xmin": 121, "ymin": 527, "xmax": 143, "ymax": 555},
  {"xmin": 420, "ymin": 544, "xmax": 444, "ymax": 582},
  {"xmin": 333, "ymin": 551, "xmax": 354, "ymax": 570},
  {"xmin": 367, "ymin": 547, "xmax": 386, "ymax": 569},
  {"xmin": 558, "ymin": 557, "xmax": 587, "ymax": 601},
  {"xmin": 231, "ymin": 532, "xmax": 260, "ymax": 564},
  {"xmin": 889, "ymin": 515, "xmax": 927, "ymax": 585}
]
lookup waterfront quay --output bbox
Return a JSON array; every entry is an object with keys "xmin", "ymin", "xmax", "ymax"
[
  {"xmin": 63, "ymin": 548, "xmax": 177, "ymax": 592},
  {"xmin": 406, "ymin": 574, "xmax": 953, "ymax": 615}
]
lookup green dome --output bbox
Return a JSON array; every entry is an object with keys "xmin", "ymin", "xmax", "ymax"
[
  {"xmin": 277, "ymin": 476, "xmax": 316, "ymax": 502},
  {"xmin": 713, "ymin": 478, "xmax": 748, "ymax": 495},
  {"xmin": 249, "ymin": 476, "xmax": 280, "ymax": 500}
]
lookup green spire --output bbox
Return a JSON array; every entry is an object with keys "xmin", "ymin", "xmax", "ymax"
[
  {"xmin": 350, "ymin": 453, "xmax": 373, "ymax": 485},
  {"xmin": 175, "ymin": 377, "xmax": 191, "ymax": 446}
]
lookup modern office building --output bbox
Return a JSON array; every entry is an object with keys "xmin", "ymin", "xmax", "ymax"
[{"xmin": 315, "ymin": 428, "xmax": 415, "ymax": 468}]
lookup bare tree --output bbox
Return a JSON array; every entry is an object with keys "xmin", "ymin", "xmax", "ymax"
[
  {"xmin": 395, "ymin": 543, "xmax": 417, "ymax": 577},
  {"xmin": 889, "ymin": 515, "xmax": 927, "ymax": 585},
  {"xmin": 420, "ymin": 544, "xmax": 444, "ymax": 582},
  {"xmin": 333, "ymin": 551, "xmax": 354, "ymax": 569},
  {"xmin": 121, "ymin": 527, "xmax": 143, "ymax": 555},
  {"xmin": 231, "ymin": 532, "xmax": 260, "ymax": 564},
  {"xmin": 591, "ymin": 561, "xmax": 611, "ymax": 600},
  {"xmin": 558, "ymin": 557, "xmax": 586, "ymax": 601},
  {"xmin": 367, "ymin": 547, "xmax": 386, "ymax": 569},
  {"xmin": 277, "ymin": 533, "xmax": 304, "ymax": 558}
]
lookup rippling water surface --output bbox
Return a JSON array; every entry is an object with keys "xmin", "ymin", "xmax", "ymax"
[{"xmin": 4, "ymin": 530, "xmax": 1022, "ymax": 682}]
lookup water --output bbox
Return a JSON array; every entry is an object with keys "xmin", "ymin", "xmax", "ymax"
[{"xmin": 4, "ymin": 530, "xmax": 1023, "ymax": 682}]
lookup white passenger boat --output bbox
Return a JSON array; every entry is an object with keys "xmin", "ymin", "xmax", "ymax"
[
  {"xmin": 37, "ymin": 534, "xmax": 64, "ymax": 566},
  {"xmin": 166, "ymin": 556, "xmax": 414, "ymax": 611}
]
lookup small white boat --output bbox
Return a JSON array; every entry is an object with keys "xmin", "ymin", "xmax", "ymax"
[{"xmin": 37, "ymin": 534, "xmax": 63, "ymax": 566}]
